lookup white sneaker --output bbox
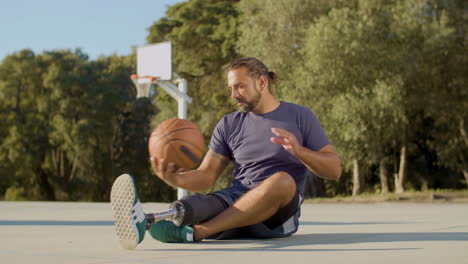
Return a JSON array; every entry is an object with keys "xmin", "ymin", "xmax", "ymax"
[{"xmin": 110, "ymin": 174, "xmax": 147, "ymax": 250}]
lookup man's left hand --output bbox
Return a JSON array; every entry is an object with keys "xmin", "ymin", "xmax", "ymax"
[{"xmin": 270, "ymin": 128, "xmax": 302, "ymax": 156}]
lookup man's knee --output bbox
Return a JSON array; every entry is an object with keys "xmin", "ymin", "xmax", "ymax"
[
  {"xmin": 270, "ymin": 171, "xmax": 296, "ymax": 192},
  {"xmin": 264, "ymin": 171, "xmax": 296, "ymax": 206}
]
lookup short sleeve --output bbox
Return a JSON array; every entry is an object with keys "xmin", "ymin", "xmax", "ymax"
[
  {"xmin": 302, "ymin": 108, "xmax": 330, "ymax": 151},
  {"xmin": 208, "ymin": 116, "xmax": 232, "ymax": 158}
]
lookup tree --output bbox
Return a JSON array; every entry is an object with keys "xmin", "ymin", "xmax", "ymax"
[
  {"xmin": 416, "ymin": 0, "xmax": 468, "ymax": 188},
  {"xmin": 388, "ymin": 0, "xmax": 467, "ymax": 191},
  {"xmin": 291, "ymin": 2, "xmax": 407, "ymax": 194},
  {"xmin": 146, "ymin": 0, "xmax": 240, "ymax": 191},
  {"xmin": 236, "ymin": 0, "xmax": 356, "ymax": 99},
  {"xmin": 0, "ymin": 49, "xmax": 57, "ymax": 200},
  {"xmin": 0, "ymin": 50, "xmax": 172, "ymax": 201}
]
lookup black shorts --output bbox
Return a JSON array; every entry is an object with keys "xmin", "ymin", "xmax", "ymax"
[{"xmin": 210, "ymin": 184, "xmax": 303, "ymax": 239}]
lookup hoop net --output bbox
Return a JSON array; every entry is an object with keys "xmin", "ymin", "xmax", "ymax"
[{"xmin": 130, "ymin": 74, "xmax": 157, "ymax": 98}]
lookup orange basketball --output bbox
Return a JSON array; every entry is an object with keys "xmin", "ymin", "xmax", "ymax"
[{"xmin": 149, "ymin": 118, "xmax": 205, "ymax": 170}]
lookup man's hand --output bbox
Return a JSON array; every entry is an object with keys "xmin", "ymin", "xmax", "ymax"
[
  {"xmin": 271, "ymin": 127, "xmax": 342, "ymax": 180},
  {"xmin": 270, "ymin": 128, "xmax": 302, "ymax": 156},
  {"xmin": 150, "ymin": 157, "xmax": 185, "ymax": 186}
]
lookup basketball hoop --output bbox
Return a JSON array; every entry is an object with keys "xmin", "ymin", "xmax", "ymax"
[{"xmin": 130, "ymin": 74, "xmax": 157, "ymax": 98}]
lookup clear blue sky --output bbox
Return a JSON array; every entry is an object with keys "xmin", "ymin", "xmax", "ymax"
[{"xmin": 0, "ymin": 0, "xmax": 186, "ymax": 61}]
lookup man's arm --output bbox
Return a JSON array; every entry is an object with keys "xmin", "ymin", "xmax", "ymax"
[
  {"xmin": 295, "ymin": 144, "xmax": 342, "ymax": 180},
  {"xmin": 150, "ymin": 149, "xmax": 230, "ymax": 192},
  {"xmin": 271, "ymin": 128, "xmax": 342, "ymax": 180}
]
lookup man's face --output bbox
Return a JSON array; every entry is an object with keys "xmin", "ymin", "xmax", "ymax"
[{"xmin": 227, "ymin": 68, "xmax": 261, "ymax": 113}]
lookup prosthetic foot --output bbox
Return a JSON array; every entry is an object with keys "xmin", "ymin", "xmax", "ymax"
[
  {"xmin": 145, "ymin": 201, "xmax": 194, "ymax": 243},
  {"xmin": 111, "ymin": 175, "xmax": 228, "ymax": 246},
  {"xmin": 146, "ymin": 193, "xmax": 228, "ymax": 243},
  {"xmin": 110, "ymin": 174, "xmax": 194, "ymax": 248},
  {"xmin": 145, "ymin": 200, "xmax": 186, "ymax": 227}
]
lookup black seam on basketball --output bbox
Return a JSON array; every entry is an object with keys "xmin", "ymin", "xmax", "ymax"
[
  {"xmin": 167, "ymin": 142, "xmax": 182, "ymax": 169},
  {"xmin": 164, "ymin": 138, "xmax": 205, "ymax": 154},
  {"xmin": 150, "ymin": 118, "xmax": 180, "ymax": 138},
  {"xmin": 160, "ymin": 138, "xmax": 171, "ymax": 162},
  {"xmin": 150, "ymin": 127, "xmax": 197, "ymax": 145},
  {"xmin": 160, "ymin": 139, "xmax": 191, "ymax": 169},
  {"xmin": 179, "ymin": 145, "xmax": 200, "ymax": 164},
  {"xmin": 169, "ymin": 141, "xmax": 195, "ymax": 169},
  {"xmin": 166, "ymin": 118, "xmax": 180, "ymax": 130},
  {"xmin": 165, "ymin": 138, "xmax": 204, "ymax": 169}
]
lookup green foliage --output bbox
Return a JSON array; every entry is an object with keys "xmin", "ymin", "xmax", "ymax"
[
  {"xmin": 0, "ymin": 50, "xmax": 173, "ymax": 201},
  {"xmin": 0, "ymin": 0, "xmax": 465, "ymax": 201},
  {"xmin": 236, "ymin": 0, "xmax": 356, "ymax": 98},
  {"xmin": 234, "ymin": 0, "xmax": 466, "ymax": 195},
  {"xmin": 4, "ymin": 186, "xmax": 27, "ymax": 201}
]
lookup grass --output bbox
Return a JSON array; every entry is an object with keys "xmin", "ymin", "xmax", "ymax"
[{"xmin": 305, "ymin": 189, "xmax": 468, "ymax": 203}]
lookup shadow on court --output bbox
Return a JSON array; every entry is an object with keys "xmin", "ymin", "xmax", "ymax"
[
  {"xmin": 140, "ymin": 231, "xmax": 468, "ymax": 252},
  {"xmin": 300, "ymin": 221, "xmax": 408, "ymax": 225},
  {"xmin": 0, "ymin": 220, "xmax": 405, "ymax": 226},
  {"xmin": 1, "ymin": 203, "xmax": 467, "ymax": 263},
  {"xmin": 1, "ymin": 215, "xmax": 466, "ymax": 253}
]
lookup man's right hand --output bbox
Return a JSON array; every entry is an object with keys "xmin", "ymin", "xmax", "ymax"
[
  {"xmin": 150, "ymin": 157, "xmax": 185, "ymax": 186},
  {"xmin": 148, "ymin": 150, "xmax": 228, "ymax": 192}
]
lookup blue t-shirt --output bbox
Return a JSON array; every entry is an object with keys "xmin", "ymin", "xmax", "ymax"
[{"xmin": 209, "ymin": 101, "xmax": 330, "ymax": 194}]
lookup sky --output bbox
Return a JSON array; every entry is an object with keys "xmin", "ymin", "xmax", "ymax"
[{"xmin": 0, "ymin": 0, "xmax": 186, "ymax": 61}]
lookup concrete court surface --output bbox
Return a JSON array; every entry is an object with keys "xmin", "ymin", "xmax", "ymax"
[{"xmin": 0, "ymin": 201, "xmax": 467, "ymax": 264}]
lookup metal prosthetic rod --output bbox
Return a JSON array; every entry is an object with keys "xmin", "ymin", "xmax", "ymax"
[
  {"xmin": 145, "ymin": 209, "xmax": 178, "ymax": 223},
  {"xmin": 145, "ymin": 201, "xmax": 186, "ymax": 230},
  {"xmin": 144, "ymin": 194, "xmax": 227, "ymax": 230}
]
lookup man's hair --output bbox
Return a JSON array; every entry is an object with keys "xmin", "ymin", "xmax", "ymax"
[{"xmin": 226, "ymin": 57, "xmax": 278, "ymax": 87}]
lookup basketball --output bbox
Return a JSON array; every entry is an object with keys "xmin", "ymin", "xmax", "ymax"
[{"xmin": 148, "ymin": 118, "xmax": 205, "ymax": 170}]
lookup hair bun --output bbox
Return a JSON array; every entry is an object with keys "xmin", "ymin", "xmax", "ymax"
[{"xmin": 268, "ymin": 71, "xmax": 277, "ymax": 82}]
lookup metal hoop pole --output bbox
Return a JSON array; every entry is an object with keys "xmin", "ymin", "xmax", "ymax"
[{"xmin": 176, "ymin": 78, "xmax": 189, "ymax": 199}]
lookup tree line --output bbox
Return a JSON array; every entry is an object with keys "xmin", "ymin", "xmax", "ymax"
[
  {"xmin": 0, "ymin": 51, "xmax": 174, "ymax": 201},
  {"xmin": 0, "ymin": 0, "xmax": 466, "ymax": 201}
]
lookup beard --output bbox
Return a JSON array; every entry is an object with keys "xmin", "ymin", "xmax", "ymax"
[{"xmin": 236, "ymin": 85, "xmax": 262, "ymax": 113}]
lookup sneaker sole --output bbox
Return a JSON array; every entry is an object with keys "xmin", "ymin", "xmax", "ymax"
[{"xmin": 110, "ymin": 174, "xmax": 139, "ymax": 250}]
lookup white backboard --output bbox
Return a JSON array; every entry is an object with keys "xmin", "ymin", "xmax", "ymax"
[{"xmin": 137, "ymin": 42, "xmax": 172, "ymax": 80}]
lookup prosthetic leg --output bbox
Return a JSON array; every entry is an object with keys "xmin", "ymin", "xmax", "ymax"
[
  {"xmin": 145, "ymin": 193, "xmax": 228, "ymax": 228},
  {"xmin": 111, "ymin": 174, "xmax": 228, "ymax": 248}
]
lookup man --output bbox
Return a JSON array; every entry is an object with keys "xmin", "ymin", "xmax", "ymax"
[{"xmin": 110, "ymin": 57, "xmax": 341, "ymax": 250}]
